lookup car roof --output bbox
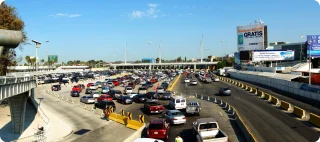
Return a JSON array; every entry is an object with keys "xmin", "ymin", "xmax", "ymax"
[
  {"xmin": 195, "ymin": 118, "xmax": 217, "ymax": 124},
  {"xmin": 150, "ymin": 118, "xmax": 165, "ymax": 124},
  {"xmin": 147, "ymin": 99, "xmax": 159, "ymax": 102},
  {"xmin": 168, "ymin": 109, "xmax": 181, "ymax": 113},
  {"xmin": 189, "ymin": 101, "xmax": 198, "ymax": 104}
]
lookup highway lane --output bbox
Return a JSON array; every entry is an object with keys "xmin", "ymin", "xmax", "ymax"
[
  {"xmin": 224, "ymin": 75, "xmax": 320, "ymax": 115},
  {"xmin": 124, "ymin": 76, "xmax": 245, "ymax": 142},
  {"xmin": 183, "ymin": 74, "xmax": 319, "ymax": 142}
]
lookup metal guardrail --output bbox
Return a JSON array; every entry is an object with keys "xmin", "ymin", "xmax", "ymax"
[{"xmin": 0, "ymin": 76, "xmax": 36, "ymax": 85}]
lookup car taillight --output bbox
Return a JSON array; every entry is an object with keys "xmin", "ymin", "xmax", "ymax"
[
  {"xmin": 173, "ymin": 118, "xmax": 178, "ymax": 120},
  {"xmin": 182, "ymin": 117, "xmax": 186, "ymax": 119},
  {"xmin": 163, "ymin": 130, "xmax": 166, "ymax": 134}
]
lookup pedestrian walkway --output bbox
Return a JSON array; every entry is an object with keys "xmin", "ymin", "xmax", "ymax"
[{"xmin": 0, "ymin": 100, "xmax": 45, "ymax": 142}]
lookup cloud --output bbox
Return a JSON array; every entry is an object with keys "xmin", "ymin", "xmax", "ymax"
[
  {"xmin": 129, "ymin": 3, "xmax": 160, "ymax": 20},
  {"xmin": 50, "ymin": 13, "xmax": 82, "ymax": 18}
]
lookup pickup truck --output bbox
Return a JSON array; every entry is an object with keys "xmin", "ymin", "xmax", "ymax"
[
  {"xmin": 144, "ymin": 99, "xmax": 164, "ymax": 114},
  {"xmin": 192, "ymin": 118, "xmax": 228, "ymax": 142},
  {"xmin": 186, "ymin": 101, "xmax": 201, "ymax": 116}
]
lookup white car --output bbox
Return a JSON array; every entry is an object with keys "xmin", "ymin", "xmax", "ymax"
[
  {"xmin": 91, "ymin": 92, "xmax": 100, "ymax": 98},
  {"xmin": 191, "ymin": 80, "xmax": 198, "ymax": 85},
  {"xmin": 125, "ymin": 86, "xmax": 133, "ymax": 94},
  {"xmin": 184, "ymin": 78, "xmax": 190, "ymax": 83},
  {"xmin": 127, "ymin": 92, "xmax": 138, "ymax": 98},
  {"xmin": 156, "ymin": 86, "xmax": 165, "ymax": 93},
  {"xmin": 90, "ymin": 85, "xmax": 98, "ymax": 90},
  {"xmin": 214, "ymin": 78, "xmax": 220, "ymax": 82}
]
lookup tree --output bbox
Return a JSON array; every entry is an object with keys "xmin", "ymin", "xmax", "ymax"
[
  {"xmin": 40, "ymin": 59, "xmax": 45, "ymax": 65},
  {"xmin": 0, "ymin": 2, "xmax": 27, "ymax": 75},
  {"xmin": 156, "ymin": 58, "xmax": 160, "ymax": 63},
  {"xmin": 177, "ymin": 57, "xmax": 182, "ymax": 62},
  {"xmin": 216, "ymin": 61, "xmax": 226, "ymax": 69},
  {"xmin": 226, "ymin": 57, "xmax": 234, "ymax": 66},
  {"xmin": 25, "ymin": 56, "xmax": 31, "ymax": 65}
]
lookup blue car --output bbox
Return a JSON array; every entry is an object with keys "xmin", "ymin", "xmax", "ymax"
[{"xmin": 102, "ymin": 86, "xmax": 110, "ymax": 93}]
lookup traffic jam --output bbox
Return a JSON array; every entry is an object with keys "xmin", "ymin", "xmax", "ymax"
[{"xmin": 50, "ymin": 69, "xmax": 229, "ymax": 142}]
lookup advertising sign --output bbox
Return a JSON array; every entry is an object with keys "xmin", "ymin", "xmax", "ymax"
[
  {"xmin": 48, "ymin": 55, "xmax": 58, "ymax": 63},
  {"xmin": 306, "ymin": 35, "xmax": 320, "ymax": 58},
  {"xmin": 237, "ymin": 24, "xmax": 264, "ymax": 51},
  {"xmin": 234, "ymin": 52, "xmax": 240, "ymax": 64},
  {"xmin": 252, "ymin": 50, "xmax": 294, "ymax": 62}
]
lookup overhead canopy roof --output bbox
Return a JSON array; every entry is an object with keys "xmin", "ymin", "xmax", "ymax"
[{"xmin": 236, "ymin": 71, "xmax": 301, "ymax": 81}]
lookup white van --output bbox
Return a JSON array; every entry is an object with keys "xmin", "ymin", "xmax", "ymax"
[{"xmin": 169, "ymin": 96, "xmax": 187, "ymax": 110}]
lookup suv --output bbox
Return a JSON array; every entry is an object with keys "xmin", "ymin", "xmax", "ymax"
[
  {"xmin": 94, "ymin": 100, "xmax": 116, "ymax": 110},
  {"xmin": 169, "ymin": 96, "xmax": 187, "ymax": 110},
  {"xmin": 147, "ymin": 118, "xmax": 170, "ymax": 140},
  {"xmin": 219, "ymin": 88, "xmax": 231, "ymax": 96},
  {"xmin": 144, "ymin": 99, "xmax": 164, "ymax": 114}
]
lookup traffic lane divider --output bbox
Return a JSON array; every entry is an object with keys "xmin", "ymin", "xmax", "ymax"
[
  {"xmin": 292, "ymin": 106, "xmax": 307, "ymax": 119},
  {"xmin": 280, "ymin": 101, "xmax": 293, "ymax": 112},
  {"xmin": 308, "ymin": 113, "xmax": 320, "ymax": 128},
  {"xmin": 270, "ymin": 96, "xmax": 280, "ymax": 106}
]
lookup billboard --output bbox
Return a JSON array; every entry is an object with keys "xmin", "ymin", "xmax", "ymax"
[
  {"xmin": 234, "ymin": 52, "xmax": 240, "ymax": 64},
  {"xmin": 306, "ymin": 35, "xmax": 320, "ymax": 58},
  {"xmin": 252, "ymin": 50, "xmax": 294, "ymax": 62},
  {"xmin": 237, "ymin": 24, "xmax": 264, "ymax": 51},
  {"xmin": 48, "ymin": 55, "xmax": 58, "ymax": 63},
  {"xmin": 240, "ymin": 51, "xmax": 250, "ymax": 60}
]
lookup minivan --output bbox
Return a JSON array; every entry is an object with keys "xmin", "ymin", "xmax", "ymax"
[{"xmin": 169, "ymin": 96, "xmax": 187, "ymax": 110}]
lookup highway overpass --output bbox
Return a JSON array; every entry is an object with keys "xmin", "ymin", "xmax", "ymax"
[{"xmin": 110, "ymin": 62, "xmax": 219, "ymax": 69}]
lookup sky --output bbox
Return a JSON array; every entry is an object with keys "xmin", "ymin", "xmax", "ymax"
[{"xmin": 5, "ymin": 0, "xmax": 320, "ymax": 63}]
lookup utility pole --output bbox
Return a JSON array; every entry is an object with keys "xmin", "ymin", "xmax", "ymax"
[
  {"xmin": 125, "ymin": 43, "xmax": 127, "ymax": 64},
  {"xmin": 200, "ymin": 34, "xmax": 203, "ymax": 63},
  {"xmin": 159, "ymin": 40, "xmax": 162, "ymax": 63}
]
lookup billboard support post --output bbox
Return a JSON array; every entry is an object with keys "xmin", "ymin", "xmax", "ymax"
[
  {"xmin": 300, "ymin": 36, "xmax": 304, "ymax": 62},
  {"xmin": 306, "ymin": 35, "xmax": 320, "ymax": 85}
]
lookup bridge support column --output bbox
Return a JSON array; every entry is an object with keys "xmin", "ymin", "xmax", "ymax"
[
  {"xmin": 8, "ymin": 91, "xmax": 30, "ymax": 134},
  {"xmin": 194, "ymin": 64, "xmax": 196, "ymax": 70},
  {"xmin": 149, "ymin": 65, "xmax": 151, "ymax": 70}
]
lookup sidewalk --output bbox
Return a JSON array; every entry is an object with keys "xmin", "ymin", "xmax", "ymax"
[{"xmin": 0, "ymin": 101, "xmax": 45, "ymax": 142}]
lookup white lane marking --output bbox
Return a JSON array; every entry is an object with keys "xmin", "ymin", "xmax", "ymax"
[
  {"xmin": 234, "ymin": 96, "xmax": 241, "ymax": 100},
  {"xmin": 197, "ymin": 80, "xmax": 202, "ymax": 86},
  {"xmin": 185, "ymin": 82, "xmax": 187, "ymax": 87},
  {"xmin": 219, "ymin": 112, "xmax": 227, "ymax": 121}
]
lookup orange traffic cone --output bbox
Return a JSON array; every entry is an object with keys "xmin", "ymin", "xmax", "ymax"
[
  {"xmin": 154, "ymin": 86, "xmax": 156, "ymax": 91},
  {"xmin": 157, "ymin": 84, "xmax": 159, "ymax": 87}
]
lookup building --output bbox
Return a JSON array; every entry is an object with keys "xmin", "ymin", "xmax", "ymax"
[
  {"xmin": 273, "ymin": 42, "xmax": 306, "ymax": 61},
  {"xmin": 56, "ymin": 66, "xmax": 89, "ymax": 70},
  {"xmin": 141, "ymin": 58, "xmax": 155, "ymax": 63},
  {"xmin": 269, "ymin": 42, "xmax": 290, "ymax": 49}
]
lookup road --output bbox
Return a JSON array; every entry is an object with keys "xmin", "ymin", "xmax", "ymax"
[
  {"xmin": 124, "ymin": 75, "xmax": 245, "ymax": 142},
  {"xmin": 182, "ymin": 73, "xmax": 319, "ymax": 142}
]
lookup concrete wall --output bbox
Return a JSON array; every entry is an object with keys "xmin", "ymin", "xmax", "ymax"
[
  {"xmin": 228, "ymin": 70, "xmax": 320, "ymax": 102},
  {"xmin": 241, "ymin": 66, "xmax": 277, "ymax": 73}
]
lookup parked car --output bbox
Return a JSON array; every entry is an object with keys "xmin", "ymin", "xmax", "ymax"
[
  {"xmin": 108, "ymin": 90, "xmax": 123, "ymax": 99},
  {"xmin": 91, "ymin": 91, "xmax": 100, "ymax": 98},
  {"xmin": 146, "ymin": 81, "xmax": 153, "ymax": 88},
  {"xmin": 72, "ymin": 85, "xmax": 81, "ymax": 92},
  {"xmin": 107, "ymin": 81, "xmax": 114, "ymax": 88},
  {"xmin": 156, "ymin": 86, "xmax": 165, "ymax": 93},
  {"xmin": 52, "ymin": 84, "xmax": 61, "ymax": 91},
  {"xmin": 141, "ymin": 83, "xmax": 149, "ymax": 89},
  {"xmin": 162, "ymin": 110, "xmax": 186, "ymax": 125},
  {"xmin": 90, "ymin": 84, "xmax": 98, "ymax": 90},
  {"xmin": 190, "ymin": 80, "xmax": 198, "ymax": 85},
  {"xmin": 146, "ymin": 92, "xmax": 157, "ymax": 99},
  {"xmin": 132, "ymin": 94, "xmax": 147, "ymax": 103},
  {"xmin": 125, "ymin": 86, "xmax": 133, "ymax": 94},
  {"xmin": 144, "ymin": 99, "xmax": 164, "ymax": 114},
  {"xmin": 158, "ymin": 92, "xmax": 171, "ymax": 100},
  {"xmin": 138, "ymin": 87, "xmax": 147, "ymax": 94},
  {"xmin": 80, "ymin": 96, "xmax": 95, "ymax": 104},
  {"xmin": 79, "ymin": 84, "xmax": 86, "ymax": 90},
  {"xmin": 94, "ymin": 100, "xmax": 116, "ymax": 110},
  {"xmin": 184, "ymin": 78, "xmax": 190, "ymax": 83},
  {"xmin": 213, "ymin": 77, "xmax": 220, "ymax": 82},
  {"xmin": 186, "ymin": 101, "xmax": 201, "ymax": 116},
  {"xmin": 102, "ymin": 86, "xmax": 110, "ymax": 93},
  {"xmin": 128, "ymin": 82, "xmax": 136, "ymax": 89},
  {"xmin": 70, "ymin": 90, "xmax": 80, "ymax": 97},
  {"xmin": 127, "ymin": 92, "xmax": 138, "ymax": 98},
  {"xmin": 87, "ymin": 83, "xmax": 94, "ymax": 87},
  {"xmin": 192, "ymin": 118, "xmax": 228, "ymax": 142},
  {"xmin": 85, "ymin": 88, "xmax": 92, "ymax": 94},
  {"xmin": 134, "ymin": 138, "xmax": 164, "ymax": 142},
  {"xmin": 117, "ymin": 95, "xmax": 133, "ymax": 104},
  {"xmin": 219, "ymin": 88, "xmax": 231, "ymax": 96},
  {"xmin": 97, "ymin": 94, "xmax": 113, "ymax": 102},
  {"xmin": 205, "ymin": 77, "xmax": 212, "ymax": 83},
  {"xmin": 112, "ymin": 80, "xmax": 120, "ymax": 86},
  {"xmin": 147, "ymin": 118, "xmax": 170, "ymax": 140},
  {"xmin": 161, "ymin": 82, "xmax": 169, "ymax": 90}
]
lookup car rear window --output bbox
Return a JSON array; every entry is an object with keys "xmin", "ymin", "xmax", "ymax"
[
  {"xmin": 106, "ymin": 102, "xmax": 115, "ymax": 105},
  {"xmin": 149, "ymin": 102, "xmax": 160, "ymax": 106},
  {"xmin": 181, "ymin": 99, "xmax": 186, "ymax": 102},
  {"xmin": 149, "ymin": 124, "xmax": 163, "ymax": 130},
  {"xmin": 176, "ymin": 99, "xmax": 180, "ymax": 103},
  {"xmin": 115, "ymin": 90, "xmax": 121, "ymax": 94},
  {"xmin": 139, "ymin": 88, "xmax": 146, "ymax": 90}
]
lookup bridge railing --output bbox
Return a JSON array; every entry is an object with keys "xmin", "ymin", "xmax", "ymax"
[
  {"xmin": 6, "ymin": 69, "xmax": 92, "ymax": 77},
  {"xmin": 0, "ymin": 76, "xmax": 36, "ymax": 85}
]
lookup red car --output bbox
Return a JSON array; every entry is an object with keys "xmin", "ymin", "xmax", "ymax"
[
  {"xmin": 147, "ymin": 118, "xmax": 170, "ymax": 140},
  {"xmin": 72, "ymin": 85, "xmax": 81, "ymax": 92},
  {"xmin": 150, "ymin": 78, "xmax": 157, "ymax": 83},
  {"xmin": 112, "ymin": 80, "xmax": 120, "ymax": 86},
  {"xmin": 97, "ymin": 94, "xmax": 113, "ymax": 102},
  {"xmin": 87, "ymin": 83, "xmax": 94, "ymax": 87},
  {"xmin": 144, "ymin": 99, "xmax": 164, "ymax": 114}
]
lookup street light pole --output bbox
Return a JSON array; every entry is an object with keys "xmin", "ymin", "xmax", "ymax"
[
  {"xmin": 125, "ymin": 43, "xmax": 127, "ymax": 64},
  {"xmin": 159, "ymin": 40, "xmax": 162, "ymax": 63},
  {"xmin": 46, "ymin": 41, "xmax": 49, "ymax": 70},
  {"xmin": 200, "ymin": 34, "xmax": 203, "ymax": 63},
  {"xmin": 221, "ymin": 40, "xmax": 226, "ymax": 61},
  {"xmin": 300, "ymin": 36, "xmax": 303, "ymax": 62},
  {"xmin": 32, "ymin": 40, "xmax": 41, "ymax": 72}
]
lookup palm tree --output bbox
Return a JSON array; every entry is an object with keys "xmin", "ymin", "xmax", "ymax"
[
  {"xmin": 25, "ymin": 56, "xmax": 31, "ymax": 65},
  {"xmin": 30, "ymin": 57, "xmax": 36, "ymax": 71}
]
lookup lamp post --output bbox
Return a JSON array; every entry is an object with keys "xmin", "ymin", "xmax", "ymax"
[
  {"xmin": 300, "ymin": 36, "xmax": 304, "ymax": 62},
  {"xmin": 125, "ymin": 43, "xmax": 127, "ymax": 64},
  {"xmin": 159, "ymin": 40, "xmax": 162, "ymax": 63},
  {"xmin": 148, "ymin": 42, "xmax": 153, "ymax": 63},
  {"xmin": 221, "ymin": 40, "xmax": 226, "ymax": 61},
  {"xmin": 32, "ymin": 40, "xmax": 41, "ymax": 72},
  {"xmin": 200, "ymin": 35, "xmax": 203, "ymax": 63}
]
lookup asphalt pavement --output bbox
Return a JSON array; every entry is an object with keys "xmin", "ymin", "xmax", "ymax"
[
  {"xmin": 124, "ymin": 75, "xmax": 245, "ymax": 142},
  {"xmin": 184, "ymin": 73, "xmax": 319, "ymax": 142}
]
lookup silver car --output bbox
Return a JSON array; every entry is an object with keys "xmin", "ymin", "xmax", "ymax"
[
  {"xmin": 80, "ymin": 96, "xmax": 95, "ymax": 104},
  {"xmin": 162, "ymin": 110, "xmax": 186, "ymax": 125}
]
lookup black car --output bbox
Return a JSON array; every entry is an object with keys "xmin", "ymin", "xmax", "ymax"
[
  {"xmin": 52, "ymin": 85, "xmax": 61, "ymax": 91},
  {"xmin": 94, "ymin": 100, "xmax": 116, "ymax": 110},
  {"xmin": 132, "ymin": 94, "xmax": 147, "ymax": 103},
  {"xmin": 85, "ymin": 88, "xmax": 92, "ymax": 94},
  {"xmin": 70, "ymin": 91, "xmax": 80, "ymax": 97},
  {"xmin": 161, "ymin": 82, "xmax": 169, "ymax": 90},
  {"xmin": 117, "ymin": 96, "xmax": 133, "ymax": 104},
  {"xmin": 108, "ymin": 90, "xmax": 122, "ymax": 99},
  {"xmin": 141, "ymin": 83, "xmax": 149, "ymax": 89},
  {"xmin": 146, "ymin": 91, "xmax": 157, "ymax": 99},
  {"xmin": 158, "ymin": 92, "xmax": 171, "ymax": 100},
  {"xmin": 146, "ymin": 81, "xmax": 153, "ymax": 88}
]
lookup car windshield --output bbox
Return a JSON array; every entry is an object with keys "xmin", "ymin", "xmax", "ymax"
[
  {"xmin": 139, "ymin": 88, "xmax": 146, "ymax": 90},
  {"xmin": 126, "ymin": 87, "xmax": 132, "ymax": 90},
  {"xmin": 149, "ymin": 124, "xmax": 163, "ymax": 130},
  {"xmin": 122, "ymin": 96, "xmax": 130, "ymax": 99},
  {"xmin": 199, "ymin": 123, "xmax": 218, "ymax": 130},
  {"xmin": 115, "ymin": 91, "xmax": 121, "ymax": 94}
]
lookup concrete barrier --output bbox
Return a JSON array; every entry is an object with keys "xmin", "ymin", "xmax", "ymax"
[
  {"xmin": 270, "ymin": 96, "xmax": 280, "ymax": 106},
  {"xmin": 308, "ymin": 113, "xmax": 320, "ymax": 128},
  {"xmin": 126, "ymin": 115, "xmax": 145, "ymax": 130},
  {"xmin": 263, "ymin": 93, "xmax": 270, "ymax": 101},
  {"xmin": 292, "ymin": 106, "xmax": 307, "ymax": 119},
  {"xmin": 123, "ymin": 123, "xmax": 146, "ymax": 142},
  {"xmin": 280, "ymin": 101, "xmax": 293, "ymax": 112}
]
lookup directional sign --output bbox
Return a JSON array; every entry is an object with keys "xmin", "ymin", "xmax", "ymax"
[
  {"xmin": 127, "ymin": 112, "xmax": 132, "ymax": 120},
  {"xmin": 139, "ymin": 115, "xmax": 145, "ymax": 123},
  {"xmin": 120, "ymin": 109, "xmax": 124, "ymax": 116}
]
